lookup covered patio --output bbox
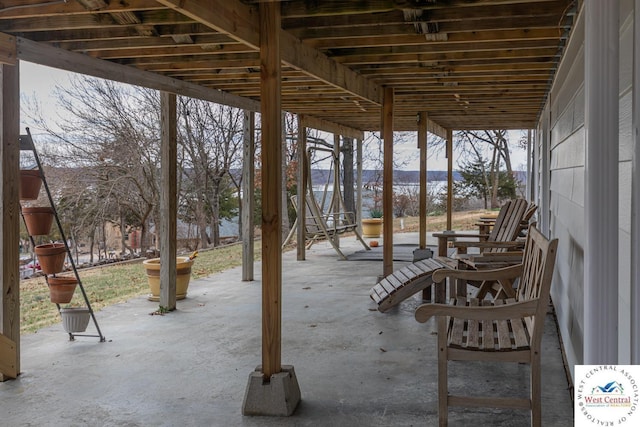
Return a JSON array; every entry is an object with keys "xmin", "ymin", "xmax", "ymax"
[
  {"xmin": 1, "ymin": 0, "xmax": 639, "ymax": 424},
  {"xmin": 0, "ymin": 235, "xmax": 573, "ymax": 426}
]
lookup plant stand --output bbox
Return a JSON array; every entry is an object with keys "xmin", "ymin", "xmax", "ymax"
[{"xmin": 20, "ymin": 129, "xmax": 105, "ymax": 342}]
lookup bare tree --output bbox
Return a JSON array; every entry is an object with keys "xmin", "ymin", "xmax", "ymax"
[
  {"xmin": 24, "ymin": 75, "xmax": 162, "ymax": 255},
  {"xmin": 179, "ymin": 98, "xmax": 244, "ymax": 247},
  {"xmin": 454, "ymin": 130, "xmax": 516, "ymax": 208}
]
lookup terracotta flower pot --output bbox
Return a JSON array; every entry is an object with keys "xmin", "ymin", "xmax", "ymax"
[
  {"xmin": 19, "ymin": 169, "xmax": 42, "ymax": 200},
  {"xmin": 35, "ymin": 243, "xmax": 67, "ymax": 274},
  {"xmin": 143, "ymin": 256, "xmax": 194, "ymax": 301},
  {"xmin": 47, "ymin": 276, "xmax": 78, "ymax": 304},
  {"xmin": 22, "ymin": 206, "xmax": 54, "ymax": 236},
  {"xmin": 60, "ymin": 307, "xmax": 91, "ymax": 333}
]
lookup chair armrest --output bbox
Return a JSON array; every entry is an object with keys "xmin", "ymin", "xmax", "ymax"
[
  {"xmin": 433, "ymin": 232, "xmax": 489, "ymax": 239},
  {"xmin": 432, "ymin": 263, "xmax": 523, "ymax": 283},
  {"xmin": 414, "ymin": 299, "xmax": 538, "ymax": 323},
  {"xmin": 453, "ymin": 241, "xmax": 525, "ymax": 250}
]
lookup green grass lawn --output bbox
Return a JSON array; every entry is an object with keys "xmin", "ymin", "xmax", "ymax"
[{"xmin": 20, "ymin": 243, "xmax": 260, "ymax": 334}]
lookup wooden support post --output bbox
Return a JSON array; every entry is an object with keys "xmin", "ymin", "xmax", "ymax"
[
  {"xmin": 418, "ymin": 112, "xmax": 431, "ymax": 302},
  {"xmin": 418, "ymin": 112, "xmax": 428, "ymax": 249},
  {"xmin": 297, "ymin": 115, "xmax": 307, "ymax": 261},
  {"xmin": 0, "ymin": 61, "xmax": 20, "ymax": 381},
  {"xmin": 243, "ymin": 2, "xmax": 300, "ymax": 417},
  {"xmin": 242, "ymin": 110, "xmax": 255, "ymax": 281},
  {"xmin": 333, "ymin": 133, "xmax": 340, "ymax": 246},
  {"xmin": 356, "ymin": 138, "xmax": 363, "ymax": 234},
  {"xmin": 260, "ymin": 0, "xmax": 282, "ymax": 380},
  {"xmin": 159, "ymin": 91, "xmax": 177, "ymax": 311},
  {"xmin": 382, "ymin": 87, "xmax": 394, "ymax": 277},
  {"xmin": 446, "ymin": 128, "xmax": 453, "ymax": 231}
]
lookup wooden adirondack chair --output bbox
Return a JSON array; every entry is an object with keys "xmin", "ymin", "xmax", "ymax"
[
  {"xmin": 370, "ymin": 199, "xmax": 536, "ymax": 311},
  {"xmin": 433, "ymin": 199, "xmax": 531, "ymax": 257},
  {"xmin": 476, "ymin": 202, "xmax": 538, "ymax": 237},
  {"xmin": 415, "ymin": 225, "xmax": 558, "ymax": 427}
]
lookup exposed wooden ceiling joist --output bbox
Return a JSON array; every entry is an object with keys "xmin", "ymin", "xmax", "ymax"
[
  {"xmin": 156, "ymin": 0, "xmax": 382, "ymax": 105},
  {"xmin": 1, "ymin": 0, "xmax": 576, "ymax": 132}
]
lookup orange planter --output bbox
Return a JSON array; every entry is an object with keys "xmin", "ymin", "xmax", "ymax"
[
  {"xmin": 47, "ymin": 276, "xmax": 78, "ymax": 304},
  {"xmin": 19, "ymin": 169, "xmax": 42, "ymax": 200},
  {"xmin": 22, "ymin": 206, "xmax": 54, "ymax": 236},
  {"xmin": 35, "ymin": 243, "xmax": 67, "ymax": 274}
]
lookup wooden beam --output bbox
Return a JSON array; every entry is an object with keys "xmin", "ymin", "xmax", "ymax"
[
  {"xmin": 302, "ymin": 115, "xmax": 364, "ymax": 141},
  {"xmin": 382, "ymin": 87, "xmax": 394, "ymax": 277},
  {"xmin": 333, "ymin": 133, "xmax": 341, "ymax": 247},
  {"xmin": 15, "ymin": 37, "xmax": 260, "ymax": 112},
  {"xmin": 297, "ymin": 115, "xmax": 307, "ymax": 261},
  {"xmin": 0, "ymin": 33, "xmax": 15, "ymax": 65},
  {"xmin": 242, "ymin": 110, "xmax": 255, "ymax": 281},
  {"xmin": 418, "ymin": 112, "xmax": 428, "ymax": 250},
  {"xmin": 0, "ymin": 61, "xmax": 20, "ymax": 381},
  {"xmin": 155, "ymin": 0, "xmax": 381, "ymax": 105},
  {"xmin": 356, "ymin": 137, "xmax": 363, "ymax": 235},
  {"xmin": 259, "ymin": 0, "xmax": 282, "ymax": 379},
  {"xmin": 159, "ymin": 91, "xmax": 177, "ymax": 311}
]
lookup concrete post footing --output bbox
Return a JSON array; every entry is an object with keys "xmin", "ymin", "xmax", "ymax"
[{"xmin": 242, "ymin": 364, "xmax": 301, "ymax": 416}]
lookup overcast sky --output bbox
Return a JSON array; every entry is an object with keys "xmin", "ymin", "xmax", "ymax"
[{"xmin": 20, "ymin": 61, "xmax": 528, "ymax": 172}]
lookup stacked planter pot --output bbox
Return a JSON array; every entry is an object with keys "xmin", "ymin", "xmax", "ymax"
[
  {"xmin": 47, "ymin": 276, "xmax": 78, "ymax": 304},
  {"xmin": 35, "ymin": 243, "xmax": 67, "ymax": 274},
  {"xmin": 59, "ymin": 307, "xmax": 91, "ymax": 333},
  {"xmin": 34, "ymin": 243, "xmax": 73, "ymax": 303},
  {"xmin": 22, "ymin": 206, "xmax": 54, "ymax": 236},
  {"xmin": 19, "ymin": 169, "xmax": 42, "ymax": 200}
]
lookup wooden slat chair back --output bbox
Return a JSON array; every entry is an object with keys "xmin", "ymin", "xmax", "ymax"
[
  {"xmin": 484, "ymin": 198, "xmax": 528, "ymax": 253},
  {"xmin": 440, "ymin": 199, "xmax": 531, "ymax": 257},
  {"xmin": 415, "ymin": 225, "xmax": 558, "ymax": 426}
]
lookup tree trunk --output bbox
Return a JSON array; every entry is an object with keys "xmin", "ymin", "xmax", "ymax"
[
  {"xmin": 88, "ymin": 229, "xmax": 95, "ymax": 264},
  {"xmin": 119, "ymin": 211, "xmax": 132, "ymax": 255},
  {"xmin": 211, "ymin": 182, "xmax": 221, "ymax": 246},
  {"xmin": 342, "ymin": 137, "xmax": 355, "ymax": 221},
  {"xmin": 490, "ymin": 145, "xmax": 500, "ymax": 208},
  {"xmin": 281, "ymin": 113, "xmax": 290, "ymax": 241}
]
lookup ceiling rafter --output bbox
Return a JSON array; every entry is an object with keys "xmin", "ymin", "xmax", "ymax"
[{"xmin": 0, "ymin": 0, "xmax": 575, "ymax": 131}]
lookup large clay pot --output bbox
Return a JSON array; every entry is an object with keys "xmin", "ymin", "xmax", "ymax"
[
  {"xmin": 60, "ymin": 307, "xmax": 91, "ymax": 333},
  {"xmin": 22, "ymin": 206, "xmax": 54, "ymax": 236},
  {"xmin": 143, "ymin": 256, "xmax": 194, "ymax": 301},
  {"xmin": 35, "ymin": 243, "xmax": 67, "ymax": 274},
  {"xmin": 361, "ymin": 218, "xmax": 383, "ymax": 238},
  {"xmin": 47, "ymin": 276, "xmax": 78, "ymax": 304},
  {"xmin": 19, "ymin": 169, "xmax": 42, "ymax": 200}
]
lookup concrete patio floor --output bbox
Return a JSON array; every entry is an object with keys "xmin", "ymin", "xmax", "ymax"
[{"xmin": 0, "ymin": 233, "xmax": 574, "ymax": 426}]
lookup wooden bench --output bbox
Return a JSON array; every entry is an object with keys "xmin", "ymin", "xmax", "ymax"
[
  {"xmin": 415, "ymin": 225, "xmax": 558, "ymax": 426},
  {"xmin": 283, "ymin": 194, "xmax": 369, "ymax": 259}
]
